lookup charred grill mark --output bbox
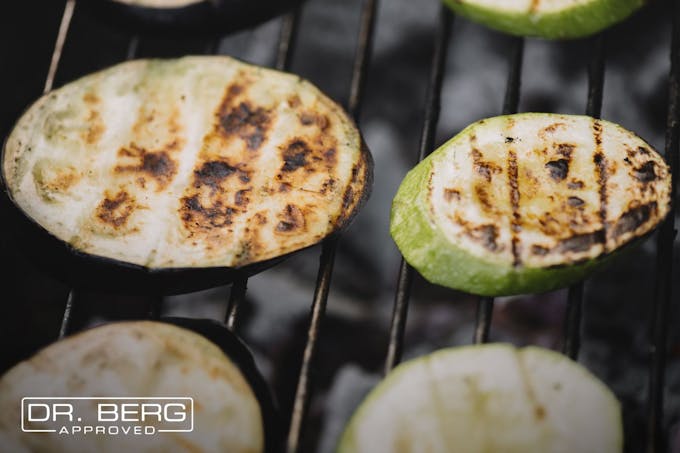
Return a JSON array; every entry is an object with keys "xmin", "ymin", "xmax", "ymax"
[
  {"xmin": 613, "ymin": 202, "xmax": 656, "ymax": 238},
  {"xmin": 321, "ymin": 178, "xmax": 336, "ymax": 195},
  {"xmin": 234, "ymin": 189, "xmax": 251, "ymax": 207},
  {"xmin": 505, "ymin": 137, "xmax": 514, "ymax": 143},
  {"xmin": 567, "ymin": 179, "xmax": 584, "ymax": 190},
  {"xmin": 593, "ymin": 120, "xmax": 608, "ymax": 250},
  {"xmin": 471, "ymin": 149, "xmax": 501, "ymax": 182},
  {"xmin": 467, "ymin": 224, "xmax": 499, "ymax": 252},
  {"xmin": 83, "ymin": 110, "xmax": 105, "ymax": 145},
  {"xmin": 557, "ymin": 230, "xmax": 605, "ymax": 254},
  {"xmin": 541, "ymin": 123, "xmax": 565, "ymax": 135},
  {"xmin": 96, "ymin": 190, "xmax": 136, "ymax": 228},
  {"xmin": 474, "ymin": 185, "xmax": 493, "ymax": 212},
  {"xmin": 115, "ymin": 144, "xmax": 178, "ymax": 191},
  {"xmin": 276, "ymin": 204, "xmax": 305, "ymax": 233},
  {"xmin": 633, "ymin": 161, "xmax": 658, "ymax": 183},
  {"xmin": 193, "ymin": 160, "xmax": 240, "ymax": 190},
  {"xmin": 299, "ymin": 112, "xmax": 330, "ymax": 131},
  {"xmin": 545, "ymin": 159, "xmax": 570, "ymax": 182},
  {"xmin": 532, "ymin": 245, "xmax": 549, "ymax": 256},
  {"xmin": 508, "ymin": 149, "xmax": 521, "ymax": 267},
  {"xmin": 444, "ymin": 188, "xmax": 461, "ymax": 202},
  {"xmin": 219, "ymin": 101, "xmax": 272, "ymax": 150},
  {"xmin": 556, "ymin": 143, "xmax": 575, "ymax": 158},
  {"xmin": 180, "ymin": 195, "xmax": 236, "ymax": 229},
  {"xmin": 282, "ymin": 140, "xmax": 311, "ymax": 172},
  {"xmin": 567, "ymin": 196, "xmax": 585, "ymax": 208}
]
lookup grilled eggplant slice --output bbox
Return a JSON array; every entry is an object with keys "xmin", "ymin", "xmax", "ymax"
[
  {"xmin": 81, "ymin": 0, "xmax": 304, "ymax": 36},
  {"xmin": 1, "ymin": 56, "xmax": 371, "ymax": 294},
  {"xmin": 391, "ymin": 113, "xmax": 670, "ymax": 296},
  {"xmin": 0, "ymin": 319, "xmax": 278, "ymax": 453},
  {"xmin": 442, "ymin": 0, "xmax": 645, "ymax": 39},
  {"xmin": 338, "ymin": 344, "xmax": 622, "ymax": 453}
]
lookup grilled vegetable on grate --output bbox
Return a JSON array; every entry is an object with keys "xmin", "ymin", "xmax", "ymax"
[
  {"xmin": 0, "ymin": 319, "xmax": 279, "ymax": 453},
  {"xmin": 338, "ymin": 344, "xmax": 622, "ymax": 453},
  {"xmin": 1, "ymin": 56, "xmax": 372, "ymax": 294},
  {"xmin": 81, "ymin": 0, "xmax": 303, "ymax": 35},
  {"xmin": 390, "ymin": 113, "xmax": 670, "ymax": 296},
  {"xmin": 441, "ymin": 0, "xmax": 645, "ymax": 39}
]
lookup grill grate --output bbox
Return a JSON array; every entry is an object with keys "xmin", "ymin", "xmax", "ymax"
[{"xmin": 9, "ymin": 0, "xmax": 680, "ymax": 451}]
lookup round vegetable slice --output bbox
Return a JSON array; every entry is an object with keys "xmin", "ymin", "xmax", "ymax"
[
  {"xmin": 441, "ymin": 0, "xmax": 645, "ymax": 39},
  {"xmin": 338, "ymin": 344, "xmax": 622, "ymax": 453},
  {"xmin": 0, "ymin": 319, "xmax": 279, "ymax": 453},
  {"xmin": 81, "ymin": 0, "xmax": 304, "ymax": 36},
  {"xmin": 1, "ymin": 56, "xmax": 372, "ymax": 294},
  {"xmin": 390, "ymin": 113, "xmax": 670, "ymax": 296}
]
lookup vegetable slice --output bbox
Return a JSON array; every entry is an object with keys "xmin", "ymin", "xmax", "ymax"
[
  {"xmin": 1, "ymin": 56, "xmax": 372, "ymax": 294},
  {"xmin": 390, "ymin": 113, "xmax": 670, "ymax": 296},
  {"xmin": 338, "ymin": 344, "xmax": 622, "ymax": 453},
  {"xmin": 81, "ymin": 0, "xmax": 304, "ymax": 36},
  {"xmin": 441, "ymin": 0, "xmax": 645, "ymax": 39},
  {"xmin": 0, "ymin": 319, "xmax": 276, "ymax": 452}
]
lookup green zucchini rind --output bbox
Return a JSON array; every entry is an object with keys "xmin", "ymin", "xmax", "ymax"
[
  {"xmin": 442, "ymin": 0, "xmax": 646, "ymax": 39},
  {"xmin": 391, "ymin": 113, "xmax": 670, "ymax": 296},
  {"xmin": 338, "ymin": 344, "xmax": 622, "ymax": 453}
]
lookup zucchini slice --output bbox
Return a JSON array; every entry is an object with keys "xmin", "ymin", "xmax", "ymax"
[
  {"xmin": 442, "ymin": 0, "xmax": 645, "ymax": 39},
  {"xmin": 0, "ymin": 319, "xmax": 276, "ymax": 452},
  {"xmin": 338, "ymin": 344, "xmax": 622, "ymax": 453},
  {"xmin": 390, "ymin": 113, "xmax": 670, "ymax": 296},
  {"xmin": 2, "ymin": 56, "xmax": 371, "ymax": 294}
]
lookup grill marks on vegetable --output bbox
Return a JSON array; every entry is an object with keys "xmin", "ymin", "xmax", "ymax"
[{"xmin": 440, "ymin": 116, "xmax": 669, "ymax": 268}]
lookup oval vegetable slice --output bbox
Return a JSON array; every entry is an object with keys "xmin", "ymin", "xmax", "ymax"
[
  {"xmin": 390, "ymin": 113, "xmax": 670, "ymax": 296},
  {"xmin": 441, "ymin": 0, "xmax": 645, "ymax": 39},
  {"xmin": 0, "ymin": 320, "xmax": 276, "ymax": 453},
  {"xmin": 338, "ymin": 344, "xmax": 622, "ymax": 453},
  {"xmin": 1, "ymin": 56, "xmax": 371, "ymax": 294},
  {"xmin": 81, "ymin": 0, "xmax": 304, "ymax": 36}
]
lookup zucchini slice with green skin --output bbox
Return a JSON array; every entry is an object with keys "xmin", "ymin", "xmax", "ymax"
[
  {"xmin": 391, "ymin": 113, "xmax": 670, "ymax": 296},
  {"xmin": 338, "ymin": 344, "xmax": 622, "ymax": 453},
  {"xmin": 441, "ymin": 0, "xmax": 646, "ymax": 39},
  {"xmin": 0, "ymin": 319, "xmax": 277, "ymax": 452}
]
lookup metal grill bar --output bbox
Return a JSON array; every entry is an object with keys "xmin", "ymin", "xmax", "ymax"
[
  {"xmin": 44, "ymin": 0, "xmax": 76, "ymax": 94},
  {"xmin": 58, "ymin": 290, "xmax": 76, "ymax": 339},
  {"xmin": 276, "ymin": 10, "xmax": 302, "ymax": 72},
  {"xmin": 647, "ymin": 1, "xmax": 680, "ymax": 450},
  {"xmin": 47, "ymin": 0, "xmax": 78, "ymax": 339},
  {"xmin": 472, "ymin": 36, "xmax": 524, "ymax": 345},
  {"xmin": 384, "ymin": 7, "xmax": 453, "ymax": 373},
  {"xmin": 562, "ymin": 33, "xmax": 606, "ymax": 360},
  {"xmin": 286, "ymin": 1, "xmax": 378, "ymax": 450},
  {"xmin": 225, "ymin": 276, "xmax": 247, "ymax": 330}
]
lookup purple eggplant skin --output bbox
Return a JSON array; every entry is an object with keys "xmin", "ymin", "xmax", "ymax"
[
  {"xmin": 0, "ymin": 185, "xmax": 291, "ymax": 295},
  {"xmin": 161, "ymin": 317, "xmax": 283, "ymax": 453},
  {"xmin": 80, "ymin": 0, "xmax": 305, "ymax": 37}
]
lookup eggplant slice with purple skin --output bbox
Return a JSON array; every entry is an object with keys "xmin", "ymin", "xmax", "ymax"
[
  {"xmin": 0, "ymin": 318, "xmax": 281, "ymax": 453},
  {"xmin": 80, "ymin": 0, "xmax": 305, "ymax": 36},
  {"xmin": 1, "ymin": 56, "xmax": 372, "ymax": 295}
]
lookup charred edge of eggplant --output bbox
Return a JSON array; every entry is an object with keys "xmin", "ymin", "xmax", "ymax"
[
  {"xmin": 79, "ymin": 0, "xmax": 305, "ymax": 37},
  {"xmin": 160, "ymin": 317, "xmax": 282, "ymax": 453},
  {"xmin": 334, "ymin": 136, "xmax": 374, "ymax": 233}
]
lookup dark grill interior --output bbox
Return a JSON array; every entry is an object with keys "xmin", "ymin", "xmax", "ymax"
[{"xmin": 1, "ymin": 1, "xmax": 679, "ymax": 452}]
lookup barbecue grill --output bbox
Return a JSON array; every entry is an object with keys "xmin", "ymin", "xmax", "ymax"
[{"xmin": 0, "ymin": 1, "xmax": 678, "ymax": 452}]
